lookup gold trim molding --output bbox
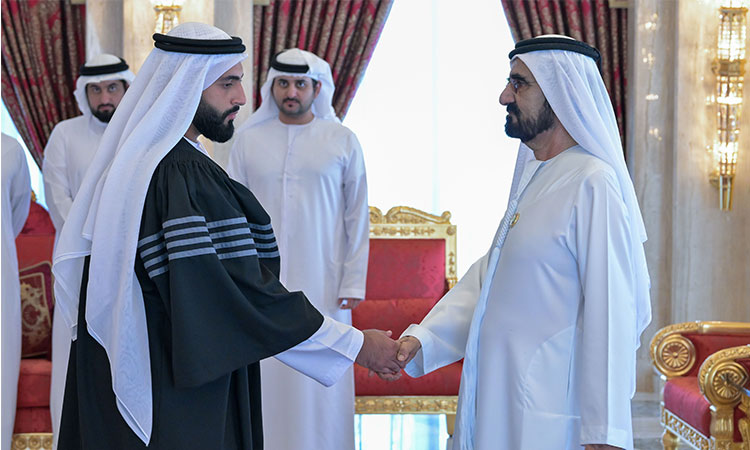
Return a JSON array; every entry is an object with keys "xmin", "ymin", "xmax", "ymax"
[
  {"xmin": 355, "ymin": 395, "xmax": 458, "ymax": 414},
  {"xmin": 650, "ymin": 321, "xmax": 750, "ymax": 379},
  {"xmin": 369, "ymin": 206, "xmax": 458, "ymax": 288},
  {"xmin": 12, "ymin": 433, "xmax": 53, "ymax": 450},
  {"xmin": 661, "ymin": 406, "xmax": 710, "ymax": 450}
]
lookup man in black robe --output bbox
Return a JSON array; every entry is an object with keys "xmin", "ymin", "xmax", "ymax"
[{"xmin": 53, "ymin": 23, "xmax": 401, "ymax": 450}]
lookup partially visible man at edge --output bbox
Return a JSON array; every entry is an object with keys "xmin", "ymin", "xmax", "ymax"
[
  {"xmin": 389, "ymin": 36, "xmax": 651, "ymax": 450},
  {"xmin": 1, "ymin": 134, "xmax": 31, "ymax": 450},
  {"xmin": 41, "ymin": 54, "xmax": 135, "ymax": 450},
  {"xmin": 52, "ymin": 22, "xmax": 401, "ymax": 450}
]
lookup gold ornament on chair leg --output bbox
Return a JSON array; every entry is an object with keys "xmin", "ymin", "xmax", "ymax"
[{"xmin": 711, "ymin": 3, "xmax": 746, "ymax": 211}]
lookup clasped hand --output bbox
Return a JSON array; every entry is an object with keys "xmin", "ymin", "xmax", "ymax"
[{"xmin": 354, "ymin": 331, "xmax": 422, "ymax": 381}]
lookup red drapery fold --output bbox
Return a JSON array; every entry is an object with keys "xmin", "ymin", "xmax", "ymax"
[
  {"xmin": 500, "ymin": 0, "xmax": 628, "ymax": 149},
  {"xmin": 253, "ymin": 0, "xmax": 394, "ymax": 119},
  {"xmin": 1, "ymin": 0, "xmax": 85, "ymax": 168}
]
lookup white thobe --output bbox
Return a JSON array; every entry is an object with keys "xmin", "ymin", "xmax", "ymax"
[
  {"xmin": 2, "ymin": 134, "xmax": 31, "ymax": 450},
  {"xmin": 42, "ymin": 114, "xmax": 106, "ymax": 449},
  {"xmin": 229, "ymin": 117, "xmax": 369, "ymax": 450},
  {"xmin": 404, "ymin": 147, "xmax": 637, "ymax": 450}
]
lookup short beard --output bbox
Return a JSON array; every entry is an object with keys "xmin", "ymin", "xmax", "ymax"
[
  {"xmin": 92, "ymin": 108, "xmax": 115, "ymax": 123},
  {"xmin": 191, "ymin": 99, "xmax": 239, "ymax": 143},
  {"xmin": 274, "ymin": 96, "xmax": 314, "ymax": 118},
  {"xmin": 504, "ymin": 99, "xmax": 556, "ymax": 143}
]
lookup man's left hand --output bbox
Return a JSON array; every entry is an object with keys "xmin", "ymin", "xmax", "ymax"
[{"xmin": 339, "ymin": 298, "xmax": 363, "ymax": 309}]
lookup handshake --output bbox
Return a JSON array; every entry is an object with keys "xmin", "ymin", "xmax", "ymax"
[{"xmin": 354, "ymin": 329, "xmax": 422, "ymax": 381}]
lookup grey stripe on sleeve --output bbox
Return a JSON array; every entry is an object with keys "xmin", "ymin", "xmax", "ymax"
[{"xmin": 163, "ymin": 215, "xmax": 206, "ymax": 228}]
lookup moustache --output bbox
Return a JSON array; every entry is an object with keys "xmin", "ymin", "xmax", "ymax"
[
  {"xmin": 222, "ymin": 106, "xmax": 240, "ymax": 120},
  {"xmin": 97, "ymin": 104, "xmax": 115, "ymax": 111},
  {"xmin": 506, "ymin": 103, "xmax": 520, "ymax": 115},
  {"xmin": 283, "ymin": 98, "xmax": 300, "ymax": 104}
]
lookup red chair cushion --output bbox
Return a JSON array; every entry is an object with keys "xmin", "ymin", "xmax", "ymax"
[
  {"xmin": 14, "ymin": 359, "xmax": 52, "ymax": 433},
  {"xmin": 365, "ymin": 239, "xmax": 446, "ymax": 300},
  {"xmin": 16, "ymin": 359, "xmax": 51, "ymax": 407},
  {"xmin": 355, "ymin": 361, "xmax": 462, "ymax": 396},
  {"xmin": 353, "ymin": 298, "xmax": 440, "ymax": 338},
  {"xmin": 354, "ymin": 237, "xmax": 462, "ymax": 398},
  {"xmin": 20, "ymin": 201, "xmax": 55, "ymax": 235},
  {"xmin": 683, "ymin": 334, "xmax": 750, "ymax": 377},
  {"xmin": 664, "ymin": 376, "xmax": 746, "ymax": 442},
  {"xmin": 664, "ymin": 377, "xmax": 712, "ymax": 438},
  {"xmin": 18, "ymin": 262, "xmax": 54, "ymax": 358}
]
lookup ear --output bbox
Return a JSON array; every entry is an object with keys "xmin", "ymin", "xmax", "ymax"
[{"xmin": 313, "ymin": 80, "xmax": 322, "ymax": 98}]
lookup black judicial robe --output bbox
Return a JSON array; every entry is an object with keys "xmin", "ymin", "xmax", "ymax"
[{"xmin": 58, "ymin": 138, "xmax": 324, "ymax": 450}]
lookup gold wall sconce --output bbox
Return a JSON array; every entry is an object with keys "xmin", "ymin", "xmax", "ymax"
[
  {"xmin": 152, "ymin": 0, "xmax": 183, "ymax": 34},
  {"xmin": 711, "ymin": 3, "xmax": 747, "ymax": 210}
]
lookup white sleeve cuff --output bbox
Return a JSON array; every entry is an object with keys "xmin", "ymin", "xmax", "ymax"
[
  {"xmin": 274, "ymin": 316, "xmax": 364, "ymax": 386},
  {"xmin": 400, "ymin": 324, "xmax": 437, "ymax": 378},
  {"xmin": 579, "ymin": 425, "xmax": 630, "ymax": 449}
]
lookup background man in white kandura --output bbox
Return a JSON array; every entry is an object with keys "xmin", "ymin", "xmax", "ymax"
[
  {"xmin": 41, "ymin": 53, "xmax": 135, "ymax": 449},
  {"xmin": 391, "ymin": 36, "xmax": 651, "ymax": 450},
  {"xmin": 228, "ymin": 48, "xmax": 369, "ymax": 450},
  {"xmin": 1, "ymin": 133, "xmax": 31, "ymax": 450}
]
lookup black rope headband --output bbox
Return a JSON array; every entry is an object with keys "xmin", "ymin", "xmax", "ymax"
[
  {"xmin": 79, "ymin": 58, "xmax": 129, "ymax": 76},
  {"xmin": 509, "ymin": 36, "xmax": 601, "ymax": 65},
  {"xmin": 270, "ymin": 51, "xmax": 310, "ymax": 73},
  {"xmin": 153, "ymin": 33, "xmax": 245, "ymax": 54}
]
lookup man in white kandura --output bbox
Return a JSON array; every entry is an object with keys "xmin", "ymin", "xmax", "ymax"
[
  {"xmin": 391, "ymin": 36, "xmax": 651, "ymax": 450},
  {"xmin": 41, "ymin": 53, "xmax": 134, "ymax": 448},
  {"xmin": 1, "ymin": 133, "xmax": 31, "ymax": 450},
  {"xmin": 228, "ymin": 48, "xmax": 369, "ymax": 450}
]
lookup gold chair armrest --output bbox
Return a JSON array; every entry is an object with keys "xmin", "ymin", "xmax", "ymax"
[
  {"xmin": 697, "ymin": 344, "xmax": 750, "ymax": 443},
  {"xmin": 650, "ymin": 321, "xmax": 750, "ymax": 379}
]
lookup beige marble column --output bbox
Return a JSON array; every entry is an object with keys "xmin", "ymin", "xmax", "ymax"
[
  {"xmin": 86, "ymin": 0, "xmax": 124, "ymax": 58},
  {"xmin": 629, "ymin": 0, "xmax": 750, "ymax": 394}
]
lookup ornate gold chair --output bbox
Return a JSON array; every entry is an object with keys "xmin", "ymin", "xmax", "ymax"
[
  {"xmin": 352, "ymin": 206, "xmax": 460, "ymax": 434},
  {"xmin": 650, "ymin": 321, "xmax": 750, "ymax": 449}
]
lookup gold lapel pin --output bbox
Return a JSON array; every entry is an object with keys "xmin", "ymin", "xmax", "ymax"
[{"xmin": 510, "ymin": 212, "xmax": 520, "ymax": 228}]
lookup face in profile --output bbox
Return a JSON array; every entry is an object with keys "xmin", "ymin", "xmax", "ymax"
[
  {"xmin": 86, "ymin": 80, "xmax": 128, "ymax": 123},
  {"xmin": 499, "ymin": 60, "xmax": 555, "ymax": 143},
  {"xmin": 192, "ymin": 63, "xmax": 246, "ymax": 143}
]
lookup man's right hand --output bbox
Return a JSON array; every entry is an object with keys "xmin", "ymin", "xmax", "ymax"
[{"xmin": 396, "ymin": 335, "xmax": 421, "ymax": 366}]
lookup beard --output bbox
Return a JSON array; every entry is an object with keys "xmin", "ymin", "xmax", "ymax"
[
  {"xmin": 504, "ymin": 99, "xmax": 555, "ymax": 142},
  {"xmin": 275, "ymin": 96, "xmax": 314, "ymax": 118},
  {"xmin": 91, "ymin": 106, "xmax": 115, "ymax": 123},
  {"xmin": 191, "ymin": 99, "xmax": 239, "ymax": 143}
]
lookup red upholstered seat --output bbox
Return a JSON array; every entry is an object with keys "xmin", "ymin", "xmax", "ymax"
[
  {"xmin": 663, "ymin": 377, "xmax": 712, "ymax": 438},
  {"xmin": 14, "ymin": 359, "xmax": 52, "ymax": 433},
  {"xmin": 365, "ymin": 239, "xmax": 448, "ymax": 301}
]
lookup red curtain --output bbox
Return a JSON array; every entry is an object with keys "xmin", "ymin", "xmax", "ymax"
[
  {"xmin": 1, "ymin": 0, "xmax": 85, "ymax": 168},
  {"xmin": 253, "ymin": 0, "xmax": 394, "ymax": 119},
  {"xmin": 500, "ymin": 0, "xmax": 628, "ymax": 149}
]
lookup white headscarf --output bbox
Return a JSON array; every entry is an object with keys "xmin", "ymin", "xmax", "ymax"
[
  {"xmin": 510, "ymin": 37, "xmax": 651, "ymax": 349},
  {"xmin": 73, "ymin": 53, "xmax": 135, "ymax": 120},
  {"xmin": 52, "ymin": 23, "xmax": 246, "ymax": 444},
  {"xmin": 238, "ymin": 48, "xmax": 338, "ymax": 132}
]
